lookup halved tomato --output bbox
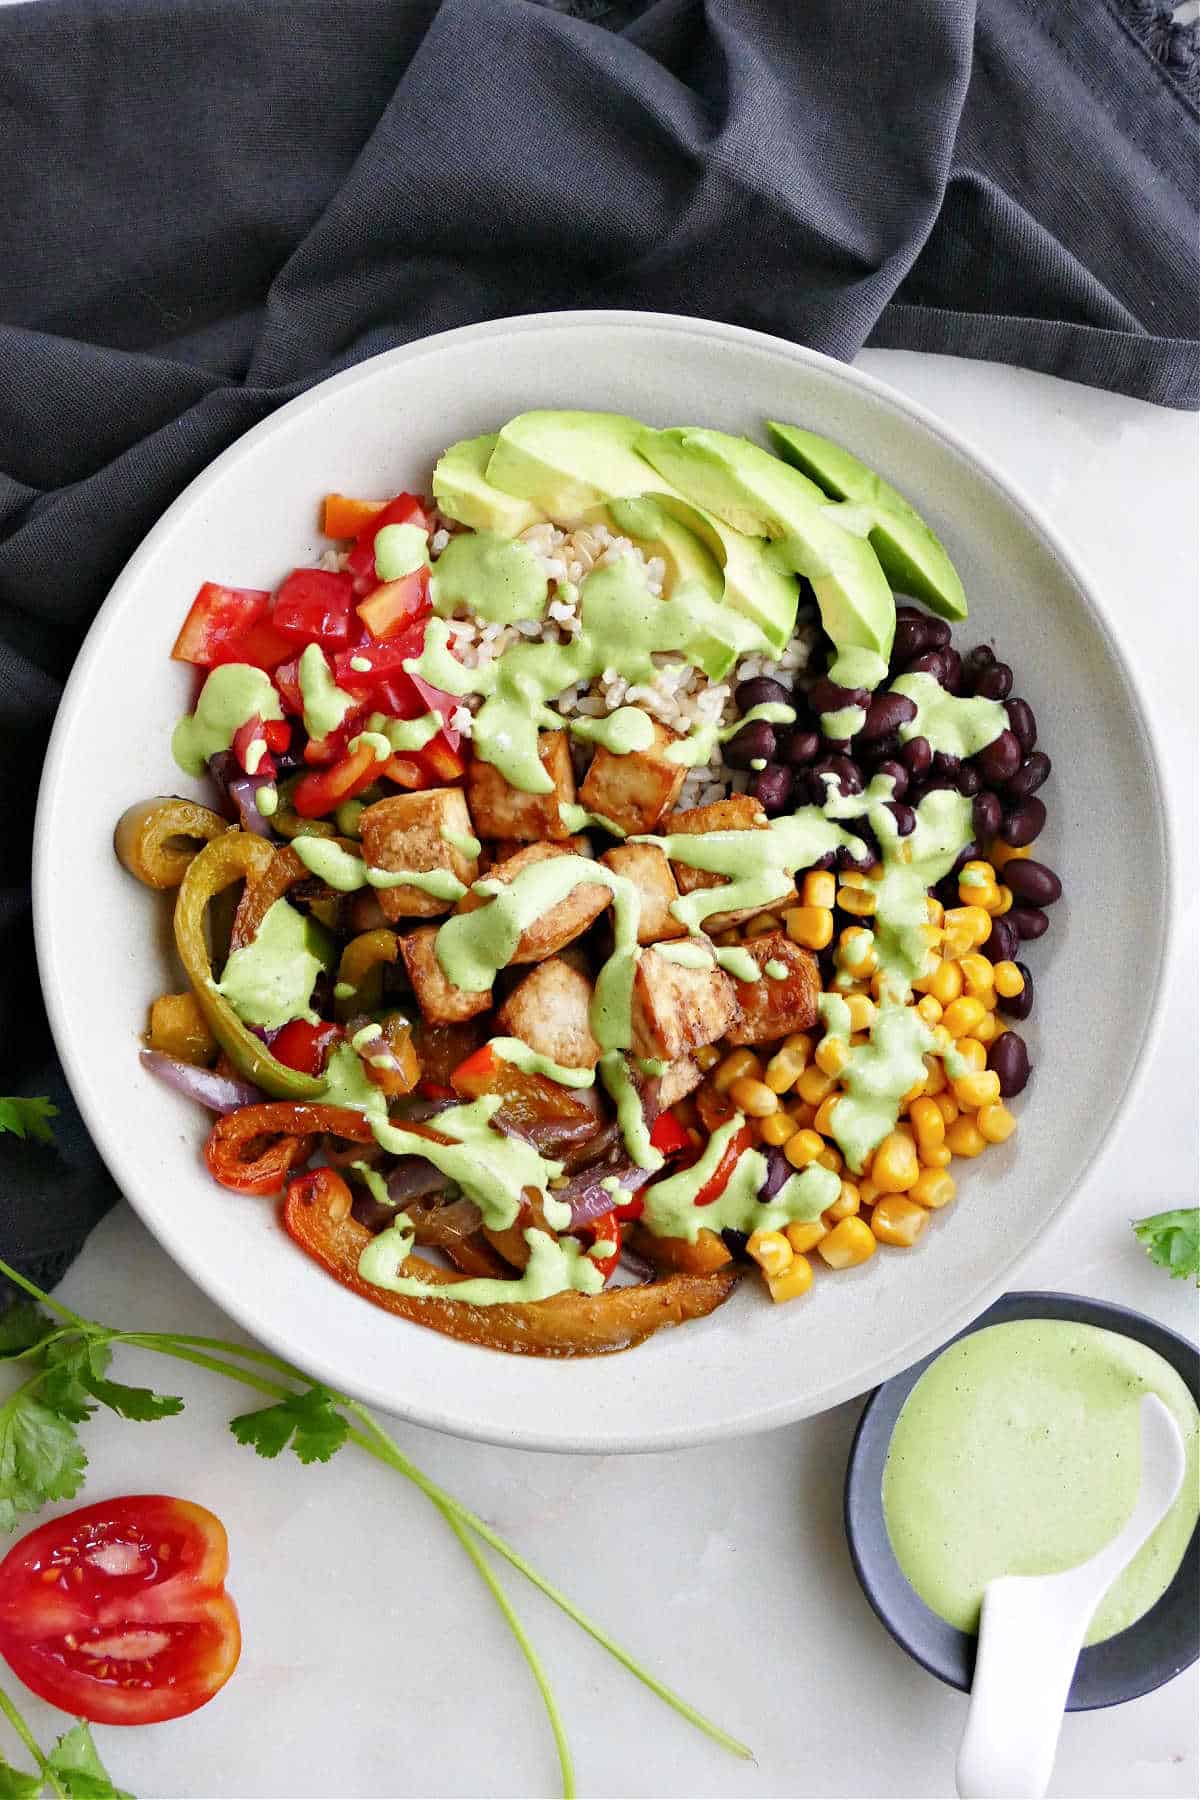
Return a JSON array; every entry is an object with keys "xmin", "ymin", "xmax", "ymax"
[{"xmin": 0, "ymin": 1495, "xmax": 241, "ymax": 1725}]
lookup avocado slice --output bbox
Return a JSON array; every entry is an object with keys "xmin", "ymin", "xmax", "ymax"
[
  {"xmin": 485, "ymin": 411, "xmax": 800, "ymax": 653},
  {"xmin": 432, "ymin": 433, "xmax": 545, "ymax": 537},
  {"xmin": 765, "ymin": 421, "xmax": 967, "ymax": 621},
  {"xmin": 636, "ymin": 427, "xmax": 895, "ymax": 664}
]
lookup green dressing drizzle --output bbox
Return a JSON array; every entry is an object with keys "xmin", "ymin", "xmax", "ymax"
[
  {"xmin": 214, "ymin": 899, "xmax": 330, "ymax": 1031},
  {"xmin": 890, "ymin": 671, "xmax": 1007, "ymax": 759},
  {"xmin": 491, "ymin": 1037, "xmax": 596, "ymax": 1089},
  {"xmin": 298, "ymin": 643, "xmax": 358, "ymax": 743},
  {"xmin": 172, "ymin": 664, "xmax": 283, "ymax": 777}
]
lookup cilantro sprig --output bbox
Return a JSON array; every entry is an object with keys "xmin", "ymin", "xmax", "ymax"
[
  {"xmin": 0, "ymin": 1259, "xmax": 751, "ymax": 1798},
  {"xmin": 0, "ymin": 1102, "xmax": 57, "ymax": 1146},
  {"xmin": 0, "ymin": 1691, "xmax": 128, "ymax": 1800},
  {"xmin": 1133, "ymin": 1207, "xmax": 1200, "ymax": 1284}
]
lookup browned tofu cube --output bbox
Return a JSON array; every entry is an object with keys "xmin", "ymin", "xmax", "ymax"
[
  {"xmin": 578, "ymin": 719, "xmax": 688, "ymax": 836},
  {"xmin": 630, "ymin": 946, "xmax": 737, "ymax": 1061},
  {"xmin": 360, "ymin": 789, "xmax": 480, "ymax": 923},
  {"xmin": 491, "ymin": 832, "xmax": 591, "ymax": 863},
  {"xmin": 724, "ymin": 932, "xmax": 820, "ymax": 1046},
  {"xmin": 657, "ymin": 1056, "xmax": 703, "ymax": 1109},
  {"xmin": 399, "ymin": 926, "xmax": 493, "ymax": 1025},
  {"xmin": 467, "ymin": 731, "xmax": 575, "ymax": 842},
  {"xmin": 666, "ymin": 795, "xmax": 796, "ymax": 932},
  {"xmin": 600, "ymin": 842, "xmax": 686, "ymax": 944},
  {"xmin": 495, "ymin": 957, "xmax": 601, "ymax": 1069},
  {"xmin": 455, "ymin": 842, "xmax": 611, "ymax": 964}
]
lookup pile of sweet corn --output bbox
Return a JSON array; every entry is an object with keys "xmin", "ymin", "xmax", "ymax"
[{"xmin": 689, "ymin": 848, "xmax": 1031, "ymax": 1305}]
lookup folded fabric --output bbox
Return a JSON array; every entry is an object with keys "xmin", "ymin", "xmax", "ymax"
[{"xmin": 1, "ymin": 0, "xmax": 1196, "ymax": 1292}]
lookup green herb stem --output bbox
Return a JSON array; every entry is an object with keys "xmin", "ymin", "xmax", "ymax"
[{"xmin": 0, "ymin": 1683, "xmax": 67, "ymax": 1799}]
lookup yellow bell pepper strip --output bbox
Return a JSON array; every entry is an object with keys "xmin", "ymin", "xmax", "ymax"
[
  {"xmin": 174, "ymin": 834, "xmax": 329, "ymax": 1100},
  {"xmin": 334, "ymin": 928, "xmax": 399, "ymax": 1022},
  {"xmin": 146, "ymin": 991, "xmax": 218, "ymax": 1066},
  {"xmin": 114, "ymin": 797, "xmax": 230, "ymax": 889}
]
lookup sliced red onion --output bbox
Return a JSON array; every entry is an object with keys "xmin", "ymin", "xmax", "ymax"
[
  {"xmin": 206, "ymin": 750, "xmax": 240, "ymax": 817},
  {"xmin": 617, "ymin": 1245, "xmax": 656, "ymax": 1283},
  {"xmin": 227, "ymin": 773, "xmax": 273, "ymax": 837},
  {"xmin": 386, "ymin": 1157, "xmax": 450, "ymax": 1207},
  {"xmin": 560, "ymin": 1160, "xmax": 656, "ymax": 1228},
  {"xmin": 140, "ymin": 1049, "xmax": 262, "ymax": 1114}
]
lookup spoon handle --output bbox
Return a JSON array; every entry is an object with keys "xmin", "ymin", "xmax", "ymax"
[{"xmin": 955, "ymin": 1576, "xmax": 1094, "ymax": 1799}]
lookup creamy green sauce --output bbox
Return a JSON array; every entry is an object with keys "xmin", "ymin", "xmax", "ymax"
[
  {"xmin": 299, "ymin": 643, "xmax": 358, "ymax": 743},
  {"xmin": 568, "ymin": 706, "xmax": 657, "ymax": 755},
  {"xmin": 828, "ymin": 646, "xmax": 888, "ymax": 691},
  {"xmin": 350, "ymin": 730, "xmax": 393, "ymax": 763},
  {"xmin": 820, "ymin": 704, "xmax": 866, "ymax": 740},
  {"xmin": 559, "ymin": 802, "xmax": 627, "ymax": 837},
  {"xmin": 491, "ymin": 1036, "xmax": 596, "ymax": 1088},
  {"xmin": 764, "ymin": 959, "xmax": 788, "ymax": 980},
  {"xmin": 375, "ymin": 523, "xmax": 431, "ymax": 582},
  {"xmin": 638, "ymin": 809, "xmax": 862, "ymax": 933},
  {"xmin": 363, "ymin": 710, "xmax": 442, "ymax": 754},
  {"xmin": 291, "ymin": 836, "xmax": 468, "ymax": 901},
  {"xmin": 654, "ymin": 941, "xmax": 716, "ymax": 969},
  {"xmin": 883, "ymin": 1321, "xmax": 1200, "ymax": 1645},
  {"xmin": 431, "ymin": 528, "xmax": 548, "ymax": 625},
  {"xmin": 664, "ymin": 701, "xmax": 797, "ymax": 768},
  {"xmin": 715, "ymin": 946, "xmax": 761, "ymax": 982},
  {"xmin": 890, "ymin": 671, "xmax": 1006, "ymax": 759},
  {"xmin": 359, "ymin": 1224, "xmax": 604, "ymax": 1305},
  {"xmin": 599, "ymin": 1051, "xmax": 663, "ymax": 1171},
  {"xmin": 214, "ymin": 899, "xmax": 330, "ymax": 1030},
  {"xmin": 817, "ymin": 992, "xmax": 934, "ymax": 1172},
  {"xmin": 371, "ymin": 1095, "xmax": 560, "ymax": 1230},
  {"xmin": 172, "ymin": 664, "xmax": 283, "ymax": 776},
  {"xmin": 352, "ymin": 1161, "xmax": 393, "ymax": 1209},
  {"xmin": 258, "ymin": 783, "xmax": 279, "ymax": 818},
  {"xmin": 639, "ymin": 1116, "xmax": 840, "ymax": 1241},
  {"xmin": 442, "ymin": 826, "xmax": 483, "ymax": 859}
]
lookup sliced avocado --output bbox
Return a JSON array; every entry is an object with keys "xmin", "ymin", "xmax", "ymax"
[
  {"xmin": 636, "ymin": 426, "xmax": 895, "ymax": 664},
  {"xmin": 765, "ymin": 421, "xmax": 967, "ymax": 621},
  {"xmin": 598, "ymin": 496, "xmax": 722, "ymax": 601},
  {"xmin": 432, "ymin": 433, "xmax": 545, "ymax": 537},
  {"xmin": 651, "ymin": 493, "xmax": 800, "ymax": 655}
]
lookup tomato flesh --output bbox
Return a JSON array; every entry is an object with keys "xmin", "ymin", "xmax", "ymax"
[{"xmin": 0, "ymin": 1496, "xmax": 240, "ymax": 1725}]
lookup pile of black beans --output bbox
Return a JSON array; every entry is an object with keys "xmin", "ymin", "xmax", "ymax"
[{"xmin": 722, "ymin": 604, "xmax": 1062, "ymax": 1098}]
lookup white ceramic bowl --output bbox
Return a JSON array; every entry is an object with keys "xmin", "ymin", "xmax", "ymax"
[{"xmin": 35, "ymin": 314, "xmax": 1171, "ymax": 1453}]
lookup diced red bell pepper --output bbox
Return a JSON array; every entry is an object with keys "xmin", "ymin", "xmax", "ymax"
[
  {"xmin": 416, "ymin": 737, "xmax": 466, "ymax": 782},
  {"xmin": 271, "ymin": 1020, "xmax": 344, "ymax": 1077},
  {"xmin": 649, "ymin": 1111, "xmax": 692, "ymax": 1157},
  {"xmin": 273, "ymin": 568, "xmax": 357, "ymax": 650},
  {"xmin": 694, "ymin": 1123, "xmax": 755, "ymax": 1206},
  {"xmin": 577, "ymin": 1214, "xmax": 622, "ymax": 1281},
  {"xmin": 172, "ymin": 583, "xmax": 275, "ymax": 666},
  {"xmin": 355, "ymin": 568, "xmax": 431, "ymax": 640},
  {"xmin": 381, "ymin": 753, "xmax": 429, "ymax": 790},
  {"xmin": 418, "ymin": 1080, "xmax": 456, "ymax": 1102},
  {"xmin": 273, "ymin": 655, "xmax": 305, "ymax": 717},
  {"xmin": 614, "ymin": 1193, "xmax": 646, "ymax": 1223},
  {"xmin": 290, "ymin": 740, "xmax": 382, "ymax": 818},
  {"xmin": 301, "ymin": 707, "xmax": 369, "ymax": 766},
  {"xmin": 332, "ymin": 619, "xmax": 426, "ymax": 697},
  {"xmin": 346, "ymin": 494, "xmax": 431, "ymax": 595},
  {"xmin": 322, "ymin": 494, "xmax": 386, "ymax": 539},
  {"xmin": 231, "ymin": 714, "xmax": 291, "ymax": 778}
]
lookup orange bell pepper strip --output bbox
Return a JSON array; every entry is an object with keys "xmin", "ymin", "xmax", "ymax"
[
  {"xmin": 206, "ymin": 1103, "xmax": 375, "ymax": 1195},
  {"xmin": 322, "ymin": 494, "xmax": 387, "ymax": 538}
]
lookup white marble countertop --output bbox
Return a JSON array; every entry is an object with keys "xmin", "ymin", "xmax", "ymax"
[{"xmin": 11, "ymin": 348, "xmax": 1199, "ymax": 1800}]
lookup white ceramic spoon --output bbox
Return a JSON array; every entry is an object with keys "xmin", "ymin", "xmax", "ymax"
[{"xmin": 956, "ymin": 1393, "xmax": 1186, "ymax": 1800}]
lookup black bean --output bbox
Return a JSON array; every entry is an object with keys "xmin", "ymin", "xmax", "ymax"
[
  {"xmin": 999, "ymin": 961, "xmax": 1034, "ymax": 1021},
  {"xmin": 721, "ymin": 1228, "xmax": 750, "ymax": 1258},
  {"xmin": 875, "ymin": 759, "xmax": 909, "ymax": 800},
  {"xmin": 748, "ymin": 763, "xmax": 793, "ymax": 816},
  {"xmin": 891, "ymin": 617, "xmax": 931, "ymax": 664},
  {"xmin": 983, "ymin": 916, "xmax": 1018, "ymax": 962},
  {"xmin": 1005, "ymin": 860, "xmax": 1062, "ymax": 906},
  {"xmin": 905, "ymin": 651, "xmax": 951, "ymax": 683},
  {"xmin": 933, "ymin": 873, "xmax": 961, "ymax": 908},
  {"xmin": 896, "ymin": 604, "xmax": 928, "ymax": 621},
  {"xmin": 837, "ymin": 839, "xmax": 877, "ymax": 874},
  {"xmin": 723, "ymin": 720, "xmax": 778, "ymax": 769},
  {"xmin": 1006, "ymin": 751, "xmax": 1051, "ymax": 800},
  {"xmin": 811, "ymin": 755, "xmax": 862, "ymax": 798},
  {"xmin": 785, "ymin": 729, "xmax": 822, "ymax": 767},
  {"xmin": 974, "ymin": 661, "xmax": 1013, "ymax": 700},
  {"xmin": 809, "ymin": 677, "xmax": 869, "ymax": 715},
  {"xmin": 1005, "ymin": 698, "xmax": 1037, "ymax": 753},
  {"xmin": 916, "ymin": 775, "xmax": 958, "ymax": 799},
  {"xmin": 735, "ymin": 676, "xmax": 793, "ymax": 714},
  {"xmin": 821, "ymin": 738, "xmax": 852, "ymax": 755},
  {"xmin": 933, "ymin": 750, "xmax": 962, "ymax": 777},
  {"xmin": 808, "ymin": 850, "xmax": 837, "ymax": 872},
  {"xmin": 1010, "ymin": 905, "xmax": 1049, "ymax": 941},
  {"xmin": 988, "ymin": 1031, "xmax": 1031, "ymax": 1097},
  {"xmin": 956, "ymin": 766, "xmax": 983, "ymax": 798},
  {"xmin": 976, "ymin": 729, "xmax": 1022, "ymax": 785},
  {"xmin": 941, "ymin": 648, "xmax": 963, "ymax": 694},
  {"xmin": 900, "ymin": 735, "xmax": 932, "ymax": 777},
  {"xmin": 758, "ymin": 1147, "xmax": 792, "ymax": 1203},
  {"xmin": 964, "ymin": 644, "xmax": 995, "ymax": 680},
  {"xmin": 925, "ymin": 619, "xmax": 952, "ymax": 649},
  {"xmin": 885, "ymin": 801, "xmax": 916, "ymax": 837},
  {"xmin": 860, "ymin": 733, "xmax": 901, "ymax": 770},
  {"xmin": 1001, "ymin": 796, "xmax": 1047, "ymax": 848},
  {"xmin": 859, "ymin": 691, "xmax": 918, "ymax": 741},
  {"xmin": 972, "ymin": 791, "xmax": 1003, "ymax": 840},
  {"xmin": 950, "ymin": 840, "xmax": 979, "ymax": 876}
]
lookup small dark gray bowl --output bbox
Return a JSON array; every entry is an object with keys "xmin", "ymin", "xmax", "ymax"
[{"xmin": 844, "ymin": 1290, "xmax": 1199, "ymax": 1709}]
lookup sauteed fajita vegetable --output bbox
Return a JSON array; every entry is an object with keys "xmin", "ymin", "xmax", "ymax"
[{"xmin": 116, "ymin": 412, "xmax": 1059, "ymax": 1355}]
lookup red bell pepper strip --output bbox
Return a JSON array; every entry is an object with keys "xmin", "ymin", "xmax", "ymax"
[
  {"xmin": 273, "ymin": 568, "xmax": 357, "ymax": 649},
  {"xmin": 355, "ymin": 568, "xmax": 431, "ymax": 640},
  {"xmin": 290, "ymin": 740, "xmax": 381, "ymax": 817},
  {"xmin": 694, "ymin": 1123, "xmax": 755, "ymax": 1206},
  {"xmin": 346, "ymin": 494, "xmax": 431, "ymax": 594},
  {"xmin": 649, "ymin": 1111, "xmax": 692, "ymax": 1157},
  {"xmin": 205, "ymin": 1102, "xmax": 373, "ymax": 1195},
  {"xmin": 577, "ymin": 1214, "xmax": 622, "ymax": 1280},
  {"xmin": 270, "ymin": 1020, "xmax": 344, "ymax": 1077},
  {"xmin": 322, "ymin": 494, "xmax": 386, "ymax": 538},
  {"xmin": 172, "ymin": 584, "xmax": 273, "ymax": 666},
  {"xmin": 231, "ymin": 714, "xmax": 290, "ymax": 778}
]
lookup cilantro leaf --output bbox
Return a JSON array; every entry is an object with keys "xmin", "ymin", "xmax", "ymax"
[
  {"xmin": 83, "ymin": 1376, "xmax": 184, "ymax": 1424},
  {"xmin": 0, "ymin": 1305, "xmax": 56, "ymax": 1360},
  {"xmin": 1133, "ymin": 1207, "xmax": 1200, "ymax": 1284},
  {"xmin": 34, "ymin": 1341, "xmax": 182, "ymax": 1426},
  {"xmin": 45, "ymin": 1724, "xmax": 132, "ymax": 1800},
  {"xmin": 0, "ymin": 1099, "xmax": 58, "ymax": 1145},
  {"xmin": 0, "ymin": 1757, "xmax": 41, "ymax": 1800},
  {"xmin": 0, "ymin": 1389, "xmax": 87, "ymax": 1533},
  {"xmin": 230, "ymin": 1386, "xmax": 349, "ymax": 1465}
]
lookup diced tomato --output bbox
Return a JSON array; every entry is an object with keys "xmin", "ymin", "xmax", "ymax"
[
  {"xmin": 577, "ymin": 1214, "xmax": 622, "ymax": 1280},
  {"xmin": 172, "ymin": 583, "xmax": 271, "ymax": 666},
  {"xmin": 214, "ymin": 618, "xmax": 295, "ymax": 671},
  {"xmin": 301, "ymin": 708, "xmax": 368, "ymax": 766},
  {"xmin": 346, "ymin": 494, "xmax": 431, "ymax": 594},
  {"xmin": 0, "ymin": 1496, "xmax": 240, "ymax": 1725},
  {"xmin": 290, "ymin": 740, "xmax": 381, "ymax": 817},
  {"xmin": 332, "ymin": 619, "xmax": 426, "ymax": 699},
  {"xmin": 271, "ymin": 1020, "xmax": 343, "ymax": 1077},
  {"xmin": 649, "ymin": 1111, "xmax": 692, "ymax": 1157},
  {"xmin": 694, "ymin": 1123, "xmax": 755, "ymax": 1206},
  {"xmin": 231, "ymin": 714, "xmax": 290, "ymax": 778},
  {"xmin": 273, "ymin": 568, "xmax": 357, "ymax": 649},
  {"xmin": 355, "ymin": 568, "xmax": 431, "ymax": 639},
  {"xmin": 322, "ymin": 494, "xmax": 386, "ymax": 538},
  {"xmin": 273, "ymin": 654, "xmax": 305, "ymax": 716}
]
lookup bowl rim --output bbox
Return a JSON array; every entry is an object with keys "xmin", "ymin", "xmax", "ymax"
[
  {"xmin": 32, "ymin": 310, "xmax": 1179, "ymax": 1451},
  {"xmin": 843, "ymin": 1289, "xmax": 1200, "ymax": 1708}
]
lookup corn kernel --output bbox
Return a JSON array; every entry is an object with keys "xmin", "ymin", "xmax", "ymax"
[
  {"xmin": 784, "ymin": 1128, "xmax": 824, "ymax": 1169},
  {"xmin": 993, "ymin": 884, "xmax": 1014, "ymax": 916},
  {"xmin": 693, "ymin": 1043, "xmax": 720, "ymax": 1073},
  {"xmin": 916, "ymin": 994, "xmax": 943, "ymax": 1027},
  {"xmin": 816, "ymin": 1145, "xmax": 843, "ymax": 1175},
  {"xmin": 856, "ymin": 1177, "xmax": 881, "ymax": 1207},
  {"xmin": 926, "ymin": 959, "xmax": 964, "ymax": 1006},
  {"xmin": 760, "ymin": 1110, "xmax": 796, "ymax": 1147},
  {"xmin": 796, "ymin": 1064, "xmax": 836, "ymax": 1105},
  {"xmin": 812, "ymin": 1093, "xmax": 842, "ymax": 1139},
  {"xmin": 958, "ymin": 953, "xmax": 994, "ymax": 996},
  {"xmin": 801, "ymin": 869, "xmax": 837, "ymax": 908},
  {"xmin": 953, "ymin": 1070, "xmax": 1001, "ymax": 1111},
  {"xmin": 972, "ymin": 1010, "xmax": 1001, "ymax": 1045},
  {"xmin": 765, "ymin": 1048, "xmax": 806, "ymax": 1094},
  {"xmin": 978, "ymin": 1102, "xmax": 1017, "ymax": 1143},
  {"xmin": 824, "ymin": 1178, "xmax": 860, "ymax": 1222},
  {"xmin": 838, "ymin": 885, "xmax": 878, "ymax": 917},
  {"xmin": 786, "ymin": 905, "xmax": 834, "ymax": 951},
  {"xmin": 783, "ymin": 1031, "xmax": 815, "ymax": 1057},
  {"xmin": 942, "ymin": 996, "xmax": 987, "ymax": 1037},
  {"xmin": 909, "ymin": 1095, "xmax": 946, "ymax": 1162},
  {"xmin": 747, "ymin": 1229, "xmax": 793, "ymax": 1278},
  {"xmin": 945, "ymin": 1116, "xmax": 987, "ymax": 1158},
  {"xmin": 872, "ymin": 1196, "xmax": 929, "ymax": 1247},
  {"xmin": 845, "ymin": 993, "xmax": 876, "ymax": 1033},
  {"xmin": 788, "ymin": 1100, "xmax": 818, "ymax": 1130},
  {"xmin": 839, "ymin": 869, "xmax": 870, "ymax": 890},
  {"xmin": 815, "ymin": 1035, "xmax": 849, "ymax": 1077},
  {"xmin": 959, "ymin": 859, "xmax": 997, "ymax": 889},
  {"xmin": 989, "ymin": 839, "xmax": 1033, "ymax": 870},
  {"xmin": 818, "ymin": 1216, "xmax": 877, "ymax": 1269},
  {"xmin": 922, "ymin": 1144, "xmax": 953, "ymax": 1168},
  {"xmin": 945, "ymin": 905, "xmax": 993, "ymax": 949},
  {"xmin": 921, "ymin": 1054, "xmax": 947, "ymax": 1095},
  {"xmin": 870, "ymin": 1130, "xmax": 921, "ymax": 1194},
  {"xmin": 746, "ymin": 912, "xmax": 782, "ymax": 938},
  {"xmin": 992, "ymin": 960, "xmax": 1025, "ymax": 998},
  {"xmin": 837, "ymin": 927, "xmax": 877, "ymax": 975},
  {"xmin": 785, "ymin": 1219, "xmax": 828, "ymax": 1254},
  {"xmin": 933, "ymin": 1092, "xmax": 960, "ymax": 1126},
  {"xmin": 767, "ymin": 1254, "xmax": 814, "ymax": 1303},
  {"xmin": 713, "ymin": 1048, "xmax": 762, "ymax": 1093},
  {"xmin": 729, "ymin": 1076, "xmax": 779, "ymax": 1117},
  {"xmin": 911, "ymin": 1168, "xmax": 956, "ymax": 1209},
  {"xmin": 899, "ymin": 1075, "xmax": 927, "ymax": 1106},
  {"xmin": 952, "ymin": 1036, "xmax": 987, "ymax": 1072},
  {"xmin": 925, "ymin": 896, "xmax": 945, "ymax": 927}
]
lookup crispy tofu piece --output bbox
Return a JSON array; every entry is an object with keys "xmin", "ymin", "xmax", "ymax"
[
  {"xmin": 467, "ymin": 731, "xmax": 575, "ymax": 842},
  {"xmin": 600, "ymin": 842, "xmax": 686, "ymax": 944},
  {"xmin": 399, "ymin": 926, "xmax": 493, "ymax": 1025},
  {"xmin": 491, "ymin": 832, "xmax": 591, "ymax": 863},
  {"xmin": 578, "ymin": 719, "xmax": 688, "ymax": 836},
  {"xmin": 495, "ymin": 957, "xmax": 601, "ymax": 1069},
  {"xmin": 455, "ymin": 842, "xmax": 612, "ymax": 964},
  {"xmin": 630, "ymin": 946, "xmax": 738, "ymax": 1062},
  {"xmin": 724, "ymin": 932, "xmax": 821, "ymax": 1046},
  {"xmin": 666, "ymin": 795, "xmax": 796, "ymax": 932},
  {"xmin": 658, "ymin": 1056, "xmax": 703, "ymax": 1109},
  {"xmin": 360, "ymin": 790, "xmax": 480, "ymax": 923}
]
